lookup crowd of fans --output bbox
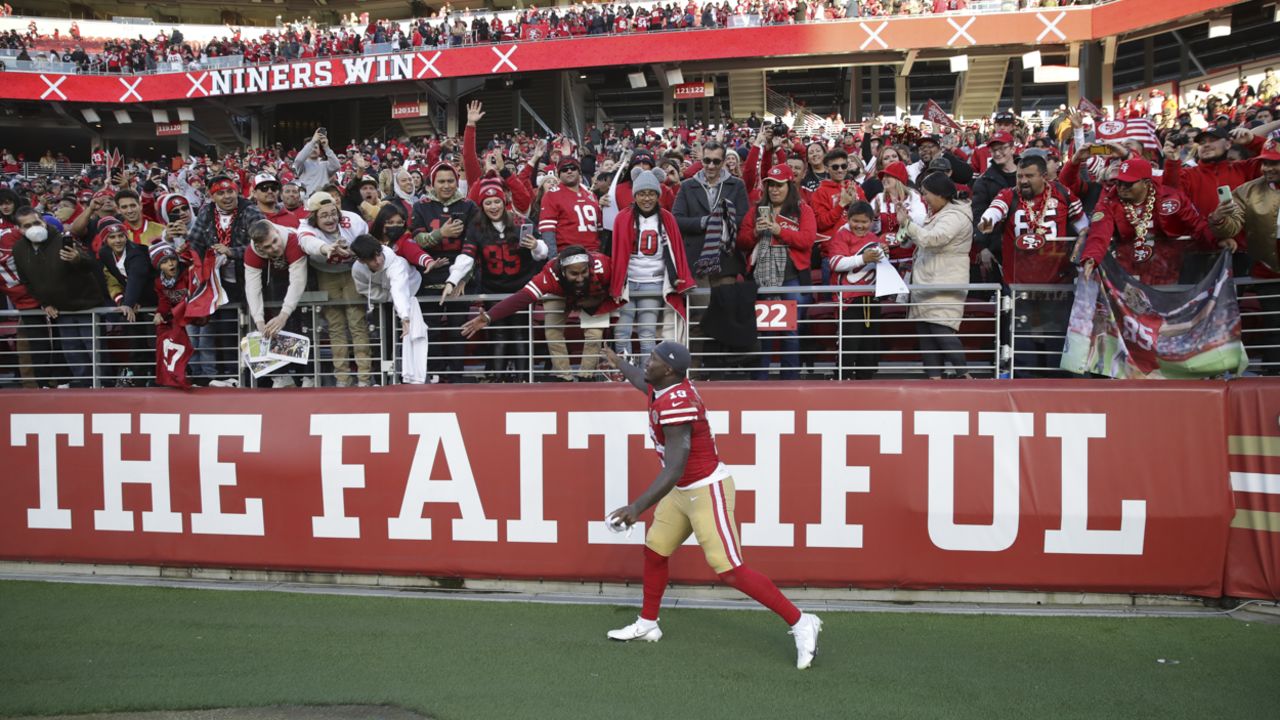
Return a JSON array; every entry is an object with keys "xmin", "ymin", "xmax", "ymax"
[
  {"xmin": 1, "ymin": 0, "xmax": 1091, "ymax": 73},
  {"xmin": 2, "ymin": 75, "xmax": 1277, "ymax": 388}
]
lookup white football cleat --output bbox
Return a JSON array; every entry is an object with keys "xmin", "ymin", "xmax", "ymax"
[
  {"xmin": 790, "ymin": 613, "xmax": 822, "ymax": 669},
  {"xmin": 607, "ymin": 617, "xmax": 662, "ymax": 642}
]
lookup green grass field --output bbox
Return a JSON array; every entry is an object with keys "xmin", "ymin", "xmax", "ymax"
[{"xmin": 1, "ymin": 580, "xmax": 1277, "ymax": 720}]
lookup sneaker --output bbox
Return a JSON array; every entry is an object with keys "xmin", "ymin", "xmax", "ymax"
[
  {"xmin": 789, "ymin": 613, "xmax": 822, "ymax": 670},
  {"xmin": 299, "ymin": 376, "xmax": 315, "ymax": 388},
  {"xmin": 607, "ymin": 617, "xmax": 662, "ymax": 643},
  {"xmin": 272, "ymin": 376, "xmax": 296, "ymax": 388}
]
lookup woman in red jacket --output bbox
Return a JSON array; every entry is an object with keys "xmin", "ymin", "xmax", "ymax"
[{"xmin": 737, "ymin": 164, "xmax": 817, "ymax": 380}]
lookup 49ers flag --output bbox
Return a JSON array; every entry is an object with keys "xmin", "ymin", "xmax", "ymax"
[
  {"xmin": 1061, "ymin": 251, "xmax": 1249, "ymax": 378},
  {"xmin": 923, "ymin": 99, "xmax": 962, "ymax": 131}
]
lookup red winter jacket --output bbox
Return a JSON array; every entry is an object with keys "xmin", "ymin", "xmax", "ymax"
[{"xmin": 737, "ymin": 201, "xmax": 817, "ymax": 272}]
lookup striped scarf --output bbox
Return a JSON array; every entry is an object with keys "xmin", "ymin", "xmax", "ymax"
[{"xmin": 694, "ymin": 196, "xmax": 736, "ymax": 277}]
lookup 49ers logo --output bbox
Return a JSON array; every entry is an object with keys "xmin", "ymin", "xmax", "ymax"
[
  {"xmin": 1097, "ymin": 121, "xmax": 1126, "ymax": 139},
  {"xmin": 1016, "ymin": 233, "xmax": 1045, "ymax": 250},
  {"xmin": 1132, "ymin": 238, "xmax": 1155, "ymax": 263},
  {"xmin": 1158, "ymin": 199, "xmax": 1180, "ymax": 215}
]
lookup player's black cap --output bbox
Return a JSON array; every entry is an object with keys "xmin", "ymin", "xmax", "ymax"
[{"xmin": 652, "ymin": 341, "xmax": 691, "ymax": 375}]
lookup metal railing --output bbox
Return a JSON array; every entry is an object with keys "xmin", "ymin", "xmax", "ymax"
[
  {"xmin": 1, "ymin": 274, "xmax": 1273, "ymax": 389},
  {"xmin": 1005, "ymin": 276, "xmax": 1280, "ymax": 378}
]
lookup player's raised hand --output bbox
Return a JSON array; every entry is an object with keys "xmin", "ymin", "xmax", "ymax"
[{"xmin": 460, "ymin": 311, "xmax": 489, "ymax": 338}]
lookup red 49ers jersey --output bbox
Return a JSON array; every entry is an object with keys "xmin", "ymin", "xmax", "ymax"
[
  {"xmin": 538, "ymin": 184, "xmax": 602, "ymax": 252},
  {"xmin": 244, "ymin": 227, "xmax": 306, "ymax": 272},
  {"xmin": 989, "ymin": 184, "xmax": 1084, "ymax": 284},
  {"xmin": 647, "ymin": 379, "xmax": 728, "ymax": 488}
]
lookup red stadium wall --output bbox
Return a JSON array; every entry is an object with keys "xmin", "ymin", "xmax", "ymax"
[
  {"xmin": 1224, "ymin": 380, "xmax": 1280, "ymax": 600},
  {"xmin": 1, "ymin": 380, "xmax": 1275, "ymax": 600},
  {"xmin": 0, "ymin": 0, "xmax": 1233, "ymax": 104}
]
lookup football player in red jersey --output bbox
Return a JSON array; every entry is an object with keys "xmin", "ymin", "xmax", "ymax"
[{"xmin": 601, "ymin": 341, "xmax": 822, "ymax": 669}]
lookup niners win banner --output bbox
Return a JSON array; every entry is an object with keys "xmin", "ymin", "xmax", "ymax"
[{"xmin": 0, "ymin": 383, "xmax": 1248, "ymax": 597}]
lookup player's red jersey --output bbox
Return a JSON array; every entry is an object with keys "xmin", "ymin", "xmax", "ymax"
[
  {"xmin": 538, "ymin": 183, "xmax": 602, "ymax": 252},
  {"xmin": 986, "ymin": 183, "xmax": 1084, "ymax": 284},
  {"xmin": 647, "ymin": 379, "xmax": 728, "ymax": 488}
]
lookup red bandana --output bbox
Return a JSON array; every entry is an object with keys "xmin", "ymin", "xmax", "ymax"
[{"xmin": 210, "ymin": 178, "xmax": 237, "ymax": 194}]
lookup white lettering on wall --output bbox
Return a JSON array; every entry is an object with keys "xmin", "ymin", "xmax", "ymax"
[
  {"xmin": 388, "ymin": 413, "xmax": 497, "ymax": 541},
  {"xmin": 293, "ymin": 62, "xmax": 313, "ymax": 88},
  {"xmin": 389, "ymin": 54, "xmax": 414, "ymax": 82},
  {"xmin": 313, "ymin": 61, "xmax": 332, "ymax": 86},
  {"xmin": 505, "ymin": 412, "xmax": 558, "ymax": 543},
  {"xmin": 804, "ymin": 411, "xmax": 902, "ymax": 548},
  {"xmin": 919, "ymin": 411, "xmax": 1033, "ymax": 552},
  {"xmin": 11, "ymin": 413, "xmax": 82, "ymax": 530},
  {"xmin": 93, "ymin": 414, "xmax": 182, "ymax": 533},
  {"xmin": 1044, "ymin": 413, "xmax": 1146, "ymax": 555},
  {"xmin": 210, "ymin": 70, "xmax": 232, "ymax": 97},
  {"xmin": 310, "ymin": 414, "xmax": 389, "ymax": 539},
  {"xmin": 570, "ymin": 412, "xmax": 649, "ymax": 545},
  {"xmin": 719, "ymin": 411, "xmax": 796, "ymax": 546},
  {"xmin": 189, "ymin": 414, "xmax": 265, "ymax": 537},
  {"xmin": 342, "ymin": 57, "xmax": 375, "ymax": 85}
]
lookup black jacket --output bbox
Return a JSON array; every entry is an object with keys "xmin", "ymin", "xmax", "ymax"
[
  {"xmin": 699, "ymin": 279, "xmax": 759, "ymax": 354},
  {"xmin": 97, "ymin": 241, "xmax": 156, "ymax": 307},
  {"xmin": 971, "ymin": 163, "xmax": 1017, "ymax": 253},
  {"xmin": 13, "ymin": 229, "xmax": 109, "ymax": 312}
]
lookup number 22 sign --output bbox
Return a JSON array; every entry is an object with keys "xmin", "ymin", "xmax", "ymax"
[{"xmin": 754, "ymin": 300, "xmax": 797, "ymax": 331}]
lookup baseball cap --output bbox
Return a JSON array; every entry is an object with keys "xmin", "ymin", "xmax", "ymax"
[
  {"xmin": 918, "ymin": 134, "xmax": 941, "ymax": 146},
  {"xmin": 651, "ymin": 341, "xmax": 691, "ymax": 375},
  {"xmin": 926, "ymin": 157, "xmax": 951, "ymax": 173},
  {"xmin": 1194, "ymin": 126, "xmax": 1231, "ymax": 141},
  {"xmin": 253, "ymin": 172, "xmax": 279, "ymax": 189},
  {"xmin": 1114, "ymin": 157, "xmax": 1153, "ymax": 183},
  {"xmin": 764, "ymin": 164, "xmax": 794, "ymax": 183},
  {"xmin": 994, "ymin": 111, "xmax": 1017, "ymax": 124},
  {"xmin": 1258, "ymin": 139, "xmax": 1280, "ymax": 162},
  {"xmin": 305, "ymin": 191, "xmax": 337, "ymax": 212},
  {"xmin": 356, "ymin": 174, "xmax": 378, "ymax": 188},
  {"xmin": 986, "ymin": 131, "xmax": 1015, "ymax": 148}
]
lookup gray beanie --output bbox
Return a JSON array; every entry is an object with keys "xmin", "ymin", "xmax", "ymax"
[{"xmin": 631, "ymin": 167, "xmax": 664, "ymax": 196}]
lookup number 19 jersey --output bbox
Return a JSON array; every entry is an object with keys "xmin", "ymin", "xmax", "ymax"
[
  {"xmin": 648, "ymin": 379, "xmax": 730, "ymax": 488},
  {"xmin": 538, "ymin": 184, "xmax": 602, "ymax": 253}
]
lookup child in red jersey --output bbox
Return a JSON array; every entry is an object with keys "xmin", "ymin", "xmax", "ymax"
[{"xmin": 824, "ymin": 201, "xmax": 885, "ymax": 379}]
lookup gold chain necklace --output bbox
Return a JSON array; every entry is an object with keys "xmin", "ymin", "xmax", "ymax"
[{"xmin": 1123, "ymin": 188, "xmax": 1156, "ymax": 239}]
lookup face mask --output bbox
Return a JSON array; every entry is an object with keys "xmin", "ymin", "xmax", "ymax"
[
  {"xmin": 25, "ymin": 225, "xmax": 49, "ymax": 243},
  {"xmin": 385, "ymin": 225, "xmax": 406, "ymax": 242}
]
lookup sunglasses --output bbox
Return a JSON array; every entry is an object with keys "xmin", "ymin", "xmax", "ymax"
[
  {"xmin": 1117, "ymin": 180, "xmax": 1138, "ymax": 189},
  {"xmin": 702, "ymin": 157, "xmax": 724, "ymax": 166},
  {"xmin": 827, "ymin": 163, "xmax": 848, "ymax": 171}
]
